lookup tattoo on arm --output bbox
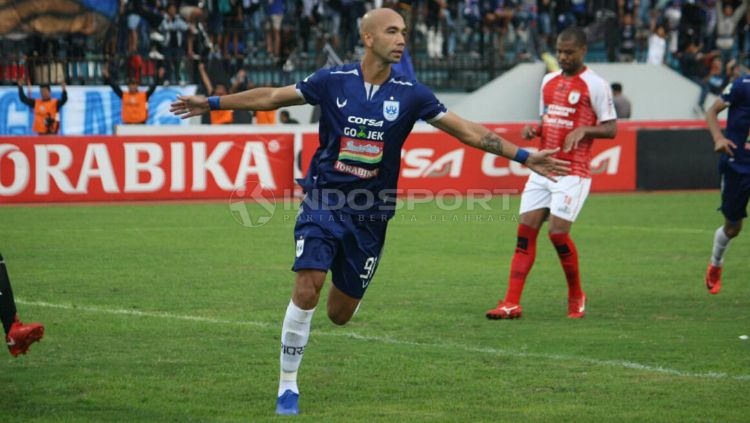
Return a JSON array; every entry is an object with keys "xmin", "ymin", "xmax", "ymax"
[{"xmin": 480, "ymin": 132, "xmax": 504, "ymax": 156}]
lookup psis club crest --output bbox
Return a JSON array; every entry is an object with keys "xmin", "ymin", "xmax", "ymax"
[
  {"xmin": 568, "ymin": 90, "xmax": 581, "ymax": 105},
  {"xmin": 383, "ymin": 100, "xmax": 400, "ymax": 121}
]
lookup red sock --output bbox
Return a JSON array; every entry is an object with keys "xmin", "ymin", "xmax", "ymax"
[
  {"xmin": 504, "ymin": 224, "xmax": 539, "ymax": 304},
  {"xmin": 549, "ymin": 233, "xmax": 583, "ymax": 299}
]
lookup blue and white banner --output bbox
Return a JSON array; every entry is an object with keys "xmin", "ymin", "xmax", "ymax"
[{"xmin": 0, "ymin": 85, "xmax": 197, "ymax": 136}]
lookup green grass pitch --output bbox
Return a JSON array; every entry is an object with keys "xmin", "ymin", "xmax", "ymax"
[{"xmin": 1, "ymin": 192, "xmax": 748, "ymax": 422}]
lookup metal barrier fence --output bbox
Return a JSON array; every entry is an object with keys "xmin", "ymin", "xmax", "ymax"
[{"xmin": 0, "ymin": 52, "xmax": 511, "ymax": 92}]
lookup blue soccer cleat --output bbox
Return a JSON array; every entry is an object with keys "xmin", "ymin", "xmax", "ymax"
[{"xmin": 275, "ymin": 390, "xmax": 299, "ymax": 415}]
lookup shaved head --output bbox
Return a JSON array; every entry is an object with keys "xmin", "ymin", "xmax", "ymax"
[
  {"xmin": 359, "ymin": 7, "xmax": 407, "ymax": 71},
  {"xmin": 360, "ymin": 7, "xmax": 404, "ymax": 35}
]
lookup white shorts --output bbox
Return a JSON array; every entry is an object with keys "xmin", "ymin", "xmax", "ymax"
[
  {"xmin": 269, "ymin": 14, "xmax": 283, "ymax": 31},
  {"xmin": 519, "ymin": 173, "xmax": 592, "ymax": 222}
]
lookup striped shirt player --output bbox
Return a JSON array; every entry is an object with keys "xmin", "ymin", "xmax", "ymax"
[
  {"xmin": 171, "ymin": 8, "xmax": 570, "ymax": 416},
  {"xmin": 703, "ymin": 72, "xmax": 750, "ymax": 294},
  {"xmin": 538, "ymin": 67, "xmax": 617, "ymax": 179},
  {"xmin": 487, "ymin": 27, "xmax": 618, "ymax": 321}
]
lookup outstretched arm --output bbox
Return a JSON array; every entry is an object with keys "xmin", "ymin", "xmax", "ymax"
[
  {"xmin": 430, "ymin": 111, "xmax": 571, "ymax": 180},
  {"xmin": 170, "ymin": 85, "xmax": 306, "ymax": 119},
  {"xmin": 706, "ymin": 98, "xmax": 736, "ymax": 156}
]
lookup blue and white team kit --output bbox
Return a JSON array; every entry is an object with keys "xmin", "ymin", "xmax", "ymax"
[
  {"xmin": 292, "ymin": 63, "xmax": 447, "ymax": 299},
  {"xmin": 720, "ymin": 75, "xmax": 750, "ymax": 222}
]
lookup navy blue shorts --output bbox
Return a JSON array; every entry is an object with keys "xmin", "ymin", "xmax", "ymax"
[
  {"xmin": 292, "ymin": 202, "xmax": 389, "ymax": 300},
  {"xmin": 720, "ymin": 168, "xmax": 750, "ymax": 222}
]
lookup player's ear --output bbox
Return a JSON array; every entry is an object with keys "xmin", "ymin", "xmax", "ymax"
[{"xmin": 361, "ymin": 31, "xmax": 373, "ymax": 48}]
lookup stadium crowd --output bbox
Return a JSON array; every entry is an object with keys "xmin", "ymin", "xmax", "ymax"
[{"xmin": 2, "ymin": 1, "xmax": 750, "ymax": 110}]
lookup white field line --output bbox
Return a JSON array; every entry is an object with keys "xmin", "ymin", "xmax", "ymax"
[
  {"xmin": 2, "ymin": 224, "xmax": 714, "ymax": 235},
  {"xmin": 17, "ymin": 299, "xmax": 749, "ymax": 382},
  {"xmin": 579, "ymin": 224, "xmax": 712, "ymax": 235}
]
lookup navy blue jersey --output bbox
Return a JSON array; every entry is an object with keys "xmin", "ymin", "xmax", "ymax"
[
  {"xmin": 720, "ymin": 75, "xmax": 750, "ymax": 174},
  {"xmin": 295, "ymin": 63, "xmax": 447, "ymax": 216}
]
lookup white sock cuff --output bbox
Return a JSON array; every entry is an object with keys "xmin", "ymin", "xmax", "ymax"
[
  {"xmin": 287, "ymin": 299, "xmax": 315, "ymax": 323},
  {"xmin": 711, "ymin": 226, "xmax": 732, "ymax": 267}
]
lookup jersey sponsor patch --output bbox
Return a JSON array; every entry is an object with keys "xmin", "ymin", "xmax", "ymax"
[
  {"xmin": 338, "ymin": 138, "xmax": 384, "ymax": 164},
  {"xmin": 334, "ymin": 160, "xmax": 379, "ymax": 179}
]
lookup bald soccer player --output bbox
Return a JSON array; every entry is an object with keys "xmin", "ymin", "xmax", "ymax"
[{"xmin": 171, "ymin": 8, "xmax": 570, "ymax": 415}]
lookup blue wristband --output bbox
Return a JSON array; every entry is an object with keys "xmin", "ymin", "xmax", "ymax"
[
  {"xmin": 513, "ymin": 148, "xmax": 530, "ymax": 164},
  {"xmin": 208, "ymin": 96, "xmax": 220, "ymax": 110}
]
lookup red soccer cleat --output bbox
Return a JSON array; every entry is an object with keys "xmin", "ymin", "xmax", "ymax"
[
  {"xmin": 705, "ymin": 264, "xmax": 722, "ymax": 295},
  {"xmin": 486, "ymin": 301, "xmax": 523, "ymax": 320},
  {"xmin": 6, "ymin": 316, "xmax": 44, "ymax": 357},
  {"xmin": 567, "ymin": 294, "xmax": 586, "ymax": 318}
]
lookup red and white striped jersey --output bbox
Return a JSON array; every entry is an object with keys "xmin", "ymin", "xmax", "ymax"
[{"xmin": 538, "ymin": 67, "xmax": 617, "ymax": 177}]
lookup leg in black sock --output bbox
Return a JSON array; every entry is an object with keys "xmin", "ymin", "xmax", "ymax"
[{"xmin": 0, "ymin": 254, "xmax": 18, "ymax": 335}]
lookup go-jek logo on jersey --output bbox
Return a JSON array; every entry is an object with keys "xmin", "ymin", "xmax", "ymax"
[
  {"xmin": 343, "ymin": 125, "xmax": 384, "ymax": 140},
  {"xmin": 347, "ymin": 116, "xmax": 384, "ymax": 127}
]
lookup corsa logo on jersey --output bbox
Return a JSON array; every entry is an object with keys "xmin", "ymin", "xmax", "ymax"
[{"xmin": 347, "ymin": 116, "xmax": 384, "ymax": 127}]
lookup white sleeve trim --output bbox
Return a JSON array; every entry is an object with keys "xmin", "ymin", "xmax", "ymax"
[
  {"xmin": 426, "ymin": 111, "xmax": 447, "ymax": 123},
  {"xmin": 295, "ymin": 87, "xmax": 306, "ymax": 101}
]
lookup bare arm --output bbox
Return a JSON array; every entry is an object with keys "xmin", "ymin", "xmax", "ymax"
[
  {"xmin": 581, "ymin": 120, "xmax": 617, "ymax": 139},
  {"xmin": 170, "ymin": 85, "xmax": 306, "ymax": 119},
  {"xmin": 198, "ymin": 63, "xmax": 213, "ymax": 94},
  {"xmin": 563, "ymin": 119, "xmax": 618, "ymax": 152},
  {"xmin": 706, "ymin": 98, "xmax": 737, "ymax": 156},
  {"xmin": 430, "ymin": 111, "xmax": 570, "ymax": 179}
]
